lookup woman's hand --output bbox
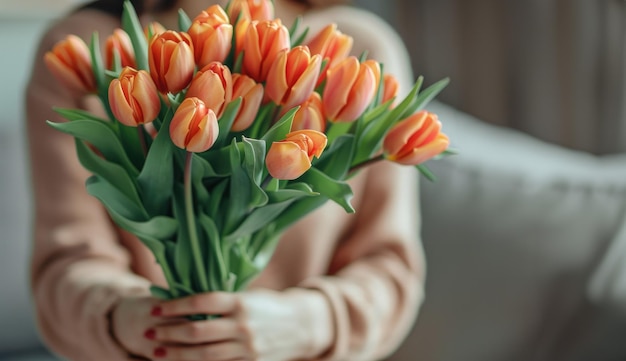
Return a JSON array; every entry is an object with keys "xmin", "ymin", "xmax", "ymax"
[
  {"xmin": 110, "ymin": 295, "xmax": 163, "ymax": 359},
  {"xmin": 144, "ymin": 289, "xmax": 333, "ymax": 361}
]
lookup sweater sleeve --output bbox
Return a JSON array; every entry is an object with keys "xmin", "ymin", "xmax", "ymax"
[
  {"xmin": 299, "ymin": 161, "xmax": 426, "ymax": 361},
  {"xmin": 25, "ymin": 15, "xmax": 151, "ymax": 361}
]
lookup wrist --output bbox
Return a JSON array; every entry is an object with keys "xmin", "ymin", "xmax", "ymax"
[{"xmin": 283, "ymin": 288, "xmax": 333, "ymax": 359}]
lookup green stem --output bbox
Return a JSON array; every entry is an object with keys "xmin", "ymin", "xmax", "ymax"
[
  {"xmin": 138, "ymin": 125, "xmax": 148, "ymax": 156},
  {"xmin": 184, "ymin": 152, "xmax": 210, "ymax": 292},
  {"xmin": 348, "ymin": 154, "xmax": 384, "ymax": 176}
]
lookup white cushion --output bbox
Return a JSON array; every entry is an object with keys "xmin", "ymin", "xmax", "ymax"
[{"xmin": 390, "ymin": 102, "xmax": 626, "ymax": 361}]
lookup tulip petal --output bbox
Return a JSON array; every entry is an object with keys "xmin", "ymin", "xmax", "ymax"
[
  {"xmin": 266, "ymin": 141, "xmax": 311, "ymax": 180},
  {"xmin": 323, "ymin": 57, "xmax": 359, "ymax": 120},
  {"xmin": 394, "ymin": 134, "xmax": 450, "ymax": 165}
]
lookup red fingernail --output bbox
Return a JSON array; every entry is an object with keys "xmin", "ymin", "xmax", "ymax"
[
  {"xmin": 144, "ymin": 329, "xmax": 156, "ymax": 340},
  {"xmin": 150, "ymin": 306, "xmax": 162, "ymax": 316},
  {"xmin": 154, "ymin": 347, "xmax": 167, "ymax": 358}
]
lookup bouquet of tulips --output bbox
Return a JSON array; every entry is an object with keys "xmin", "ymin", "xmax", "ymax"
[{"xmin": 44, "ymin": 0, "xmax": 451, "ymax": 300}]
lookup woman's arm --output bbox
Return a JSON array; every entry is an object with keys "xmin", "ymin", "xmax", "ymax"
[
  {"xmin": 298, "ymin": 7, "xmax": 424, "ymax": 359},
  {"xmin": 26, "ymin": 11, "xmax": 152, "ymax": 361}
]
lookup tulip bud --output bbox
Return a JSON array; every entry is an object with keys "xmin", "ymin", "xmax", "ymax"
[
  {"xmin": 234, "ymin": 17, "xmax": 251, "ymax": 56},
  {"xmin": 382, "ymin": 74, "xmax": 399, "ymax": 104},
  {"xmin": 306, "ymin": 23, "xmax": 353, "ymax": 85},
  {"xmin": 266, "ymin": 46, "xmax": 322, "ymax": 111},
  {"xmin": 228, "ymin": 0, "xmax": 274, "ymax": 22},
  {"xmin": 322, "ymin": 56, "xmax": 377, "ymax": 123},
  {"xmin": 383, "ymin": 111, "xmax": 449, "ymax": 165},
  {"xmin": 188, "ymin": 5, "xmax": 233, "ymax": 68},
  {"xmin": 185, "ymin": 62, "xmax": 233, "ymax": 118},
  {"xmin": 291, "ymin": 92, "xmax": 325, "ymax": 132},
  {"xmin": 230, "ymin": 73, "xmax": 263, "ymax": 131},
  {"xmin": 148, "ymin": 30, "xmax": 195, "ymax": 94},
  {"xmin": 170, "ymin": 97, "xmax": 219, "ymax": 153},
  {"xmin": 266, "ymin": 129, "xmax": 327, "ymax": 180},
  {"xmin": 44, "ymin": 35, "xmax": 96, "ymax": 94},
  {"xmin": 108, "ymin": 67, "xmax": 161, "ymax": 127},
  {"xmin": 240, "ymin": 19, "xmax": 290, "ymax": 82},
  {"xmin": 105, "ymin": 28, "xmax": 136, "ymax": 70}
]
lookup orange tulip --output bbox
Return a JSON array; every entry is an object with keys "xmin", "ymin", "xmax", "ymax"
[
  {"xmin": 170, "ymin": 97, "xmax": 219, "ymax": 153},
  {"xmin": 266, "ymin": 130, "xmax": 327, "ymax": 180},
  {"xmin": 105, "ymin": 28, "xmax": 136, "ymax": 70},
  {"xmin": 306, "ymin": 23, "xmax": 353, "ymax": 85},
  {"xmin": 322, "ymin": 56, "xmax": 377, "ymax": 123},
  {"xmin": 234, "ymin": 17, "xmax": 251, "ymax": 55},
  {"xmin": 44, "ymin": 35, "xmax": 96, "ymax": 94},
  {"xmin": 228, "ymin": 0, "xmax": 274, "ymax": 22},
  {"xmin": 230, "ymin": 73, "xmax": 263, "ymax": 131},
  {"xmin": 108, "ymin": 67, "xmax": 161, "ymax": 127},
  {"xmin": 266, "ymin": 46, "xmax": 322, "ymax": 110},
  {"xmin": 291, "ymin": 92, "xmax": 325, "ymax": 132},
  {"xmin": 148, "ymin": 30, "xmax": 195, "ymax": 94},
  {"xmin": 382, "ymin": 73, "xmax": 399, "ymax": 104},
  {"xmin": 188, "ymin": 5, "xmax": 233, "ymax": 68},
  {"xmin": 185, "ymin": 62, "xmax": 233, "ymax": 118},
  {"xmin": 383, "ymin": 111, "xmax": 449, "ymax": 165},
  {"xmin": 240, "ymin": 19, "xmax": 290, "ymax": 82}
]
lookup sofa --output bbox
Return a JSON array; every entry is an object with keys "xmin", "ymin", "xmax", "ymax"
[{"xmin": 4, "ymin": 8, "xmax": 626, "ymax": 361}]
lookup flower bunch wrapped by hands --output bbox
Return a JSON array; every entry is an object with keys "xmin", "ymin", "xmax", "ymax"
[{"xmin": 44, "ymin": 0, "xmax": 452, "ymax": 300}]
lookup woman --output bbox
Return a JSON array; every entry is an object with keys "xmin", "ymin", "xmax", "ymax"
[{"xmin": 25, "ymin": 0, "xmax": 423, "ymax": 360}]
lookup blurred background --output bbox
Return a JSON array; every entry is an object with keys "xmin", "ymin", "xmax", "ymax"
[{"xmin": 2, "ymin": 1, "xmax": 626, "ymax": 360}]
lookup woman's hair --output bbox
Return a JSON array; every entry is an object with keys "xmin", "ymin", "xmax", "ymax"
[{"xmin": 78, "ymin": 0, "xmax": 178, "ymax": 16}]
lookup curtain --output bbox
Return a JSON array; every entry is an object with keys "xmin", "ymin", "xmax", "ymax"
[{"xmin": 384, "ymin": 0, "xmax": 626, "ymax": 155}]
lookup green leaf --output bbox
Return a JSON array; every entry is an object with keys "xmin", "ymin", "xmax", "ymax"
[
  {"xmin": 249, "ymin": 224, "xmax": 282, "ymax": 269},
  {"xmin": 242, "ymin": 137, "xmax": 266, "ymax": 185},
  {"xmin": 172, "ymin": 187, "xmax": 193, "ymax": 290},
  {"xmin": 87, "ymin": 177, "xmax": 180, "ymax": 297},
  {"xmin": 150, "ymin": 285, "xmax": 173, "ymax": 300},
  {"xmin": 122, "ymin": 0, "xmax": 148, "ymax": 70},
  {"xmin": 225, "ymin": 139, "xmax": 268, "ymax": 232},
  {"xmin": 47, "ymin": 119, "xmax": 139, "ymax": 176},
  {"xmin": 416, "ymin": 164, "xmax": 437, "ymax": 182},
  {"xmin": 89, "ymin": 32, "xmax": 106, "ymax": 96},
  {"xmin": 261, "ymin": 107, "xmax": 298, "ymax": 147},
  {"xmin": 244, "ymin": 103, "xmax": 274, "ymax": 139},
  {"xmin": 289, "ymin": 16, "xmax": 309, "ymax": 48},
  {"xmin": 299, "ymin": 167, "xmax": 354, "ymax": 213},
  {"xmin": 85, "ymin": 175, "xmax": 146, "ymax": 221},
  {"xmin": 266, "ymin": 182, "xmax": 317, "ymax": 203},
  {"xmin": 53, "ymin": 107, "xmax": 112, "ymax": 123},
  {"xmin": 229, "ymin": 242, "xmax": 261, "ymax": 291},
  {"xmin": 116, "ymin": 122, "xmax": 146, "ymax": 170},
  {"xmin": 225, "ymin": 139, "xmax": 246, "ymax": 232},
  {"xmin": 353, "ymin": 79, "xmax": 423, "ymax": 164},
  {"xmin": 206, "ymin": 178, "xmax": 229, "ymax": 222},
  {"xmin": 178, "ymin": 8, "xmax": 192, "ymax": 32},
  {"xmin": 198, "ymin": 213, "xmax": 228, "ymax": 290},
  {"xmin": 435, "ymin": 148, "xmax": 459, "ymax": 160},
  {"xmin": 224, "ymin": 198, "xmax": 302, "ymax": 243},
  {"xmin": 214, "ymin": 98, "xmax": 242, "ymax": 148},
  {"xmin": 402, "ymin": 77, "xmax": 450, "ymax": 119},
  {"xmin": 86, "ymin": 176, "xmax": 178, "ymax": 240},
  {"xmin": 137, "ymin": 117, "xmax": 174, "ymax": 216},
  {"xmin": 325, "ymin": 121, "xmax": 353, "ymax": 145},
  {"xmin": 273, "ymin": 197, "xmax": 327, "ymax": 235},
  {"xmin": 74, "ymin": 139, "xmax": 145, "ymax": 214},
  {"xmin": 314, "ymin": 134, "xmax": 355, "ymax": 180}
]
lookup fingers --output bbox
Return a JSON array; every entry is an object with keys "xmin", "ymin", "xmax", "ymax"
[
  {"xmin": 148, "ymin": 318, "xmax": 246, "ymax": 344},
  {"xmin": 151, "ymin": 341, "xmax": 252, "ymax": 361},
  {"xmin": 153, "ymin": 292, "xmax": 241, "ymax": 318}
]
